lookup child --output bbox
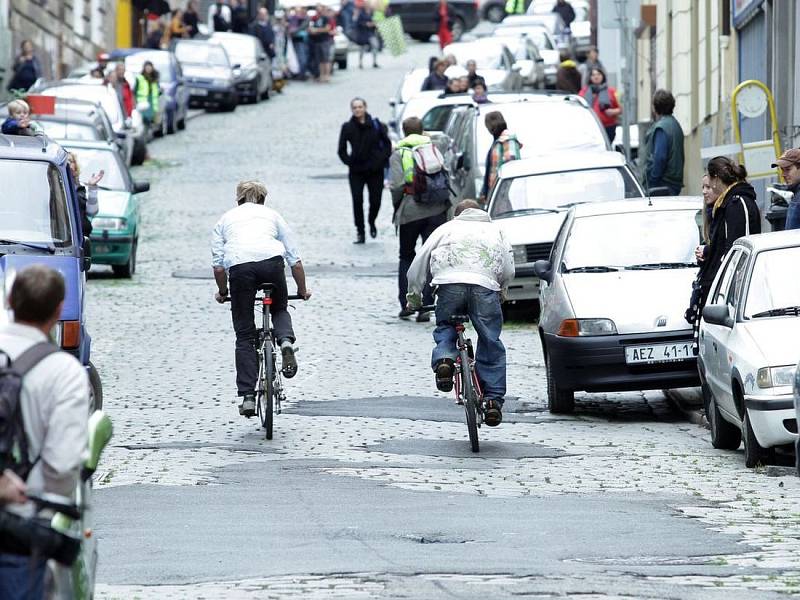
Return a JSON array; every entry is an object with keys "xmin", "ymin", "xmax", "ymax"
[
  {"xmin": 472, "ymin": 81, "xmax": 489, "ymax": 104},
  {"xmin": 1, "ymin": 99, "xmax": 44, "ymax": 136}
]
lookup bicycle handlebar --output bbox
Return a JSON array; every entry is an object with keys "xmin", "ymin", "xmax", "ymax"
[{"xmin": 222, "ymin": 295, "xmax": 308, "ymax": 303}]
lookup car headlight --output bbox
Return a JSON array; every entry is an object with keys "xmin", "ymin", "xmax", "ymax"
[
  {"xmin": 512, "ymin": 245, "xmax": 527, "ymax": 264},
  {"xmin": 92, "ymin": 217, "xmax": 127, "ymax": 230},
  {"xmin": 756, "ymin": 365, "xmax": 796, "ymax": 389},
  {"xmin": 557, "ymin": 318, "xmax": 618, "ymax": 337},
  {"xmin": 213, "ymin": 78, "xmax": 231, "ymax": 87}
]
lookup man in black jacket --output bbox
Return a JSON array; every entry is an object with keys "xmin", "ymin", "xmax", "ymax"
[
  {"xmin": 249, "ymin": 7, "xmax": 276, "ymax": 58},
  {"xmin": 552, "ymin": 0, "xmax": 575, "ymax": 28},
  {"xmin": 337, "ymin": 98, "xmax": 391, "ymax": 243}
]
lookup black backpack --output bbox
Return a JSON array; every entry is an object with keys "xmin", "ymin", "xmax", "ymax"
[{"xmin": 0, "ymin": 342, "xmax": 58, "ymax": 479}]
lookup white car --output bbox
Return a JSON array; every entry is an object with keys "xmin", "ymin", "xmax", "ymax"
[
  {"xmin": 487, "ymin": 151, "xmax": 642, "ymax": 302},
  {"xmin": 535, "ymin": 198, "xmax": 702, "ymax": 413},
  {"xmin": 492, "ymin": 25, "xmax": 559, "ymax": 88},
  {"xmin": 389, "ymin": 67, "xmax": 430, "ymax": 130},
  {"xmin": 699, "ymin": 230, "xmax": 800, "ymax": 468},
  {"xmin": 389, "ymin": 91, "xmax": 476, "ymax": 141},
  {"xmin": 443, "ymin": 40, "xmax": 523, "ymax": 92}
]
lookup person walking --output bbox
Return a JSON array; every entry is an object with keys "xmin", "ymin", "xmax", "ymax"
[
  {"xmin": 110, "ymin": 62, "xmax": 134, "ymax": 117},
  {"xmin": 208, "ymin": 0, "xmax": 232, "ymax": 32},
  {"xmin": 643, "ymin": 89, "xmax": 685, "ymax": 195},
  {"xmin": 479, "ymin": 111, "xmax": 522, "ymax": 205},
  {"xmin": 579, "ymin": 46, "xmax": 605, "ymax": 86},
  {"xmin": 406, "ymin": 199, "xmax": 515, "ymax": 427},
  {"xmin": 434, "ymin": 0, "xmax": 454, "ymax": 51},
  {"xmin": 0, "ymin": 265, "xmax": 89, "ymax": 600},
  {"xmin": 163, "ymin": 8, "xmax": 189, "ymax": 46},
  {"xmin": 183, "ymin": 0, "xmax": 201, "ymax": 37},
  {"xmin": 579, "ymin": 67, "xmax": 621, "ymax": 144},
  {"xmin": 555, "ymin": 51, "xmax": 581, "ymax": 93},
  {"xmin": 353, "ymin": 2, "xmax": 379, "ymax": 69},
  {"xmin": 772, "ymin": 149, "xmax": 800, "ymax": 230},
  {"xmin": 6, "ymin": 40, "xmax": 42, "ymax": 93},
  {"xmin": 338, "ymin": 98, "xmax": 391, "ymax": 243},
  {"xmin": 134, "ymin": 61, "xmax": 160, "ymax": 128},
  {"xmin": 390, "ymin": 116, "xmax": 451, "ymax": 321},
  {"xmin": 211, "ymin": 181, "xmax": 311, "ymax": 417},
  {"xmin": 250, "ymin": 7, "xmax": 277, "ymax": 58},
  {"xmin": 308, "ymin": 4, "xmax": 333, "ymax": 82},
  {"xmin": 552, "ymin": 0, "xmax": 575, "ymax": 27},
  {"xmin": 505, "ymin": 0, "xmax": 525, "ymax": 17},
  {"xmin": 231, "ymin": 0, "xmax": 250, "ymax": 33},
  {"xmin": 422, "ymin": 59, "xmax": 448, "ymax": 91},
  {"xmin": 288, "ymin": 8, "xmax": 310, "ymax": 79}
]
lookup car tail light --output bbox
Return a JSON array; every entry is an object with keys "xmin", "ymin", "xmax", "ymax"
[{"xmin": 61, "ymin": 320, "xmax": 81, "ymax": 349}]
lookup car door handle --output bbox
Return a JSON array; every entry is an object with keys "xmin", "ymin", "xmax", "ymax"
[{"xmin": 712, "ymin": 342, "xmax": 718, "ymax": 352}]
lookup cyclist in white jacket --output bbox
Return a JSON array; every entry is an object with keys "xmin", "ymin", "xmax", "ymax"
[{"xmin": 406, "ymin": 199, "xmax": 514, "ymax": 426}]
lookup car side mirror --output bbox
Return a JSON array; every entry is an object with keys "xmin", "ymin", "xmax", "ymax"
[
  {"xmin": 702, "ymin": 304, "xmax": 734, "ymax": 328},
  {"xmin": 534, "ymin": 259, "xmax": 553, "ymax": 283},
  {"xmin": 232, "ymin": 63, "xmax": 241, "ymax": 70},
  {"xmin": 536, "ymin": 57, "xmax": 545, "ymax": 63},
  {"xmin": 82, "ymin": 236, "xmax": 92, "ymax": 272},
  {"xmin": 648, "ymin": 186, "xmax": 672, "ymax": 197},
  {"xmin": 133, "ymin": 180, "xmax": 150, "ymax": 194}
]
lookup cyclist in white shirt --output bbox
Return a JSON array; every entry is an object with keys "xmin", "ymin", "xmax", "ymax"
[{"xmin": 211, "ymin": 181, "xmax": 311, "ymax": 418}]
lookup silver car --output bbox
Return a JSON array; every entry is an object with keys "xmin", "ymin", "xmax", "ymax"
[
  {"xmin": 534, "ymin": 199, "xmax": 702, "ymax": 413},
  {"xmin": 210, "ymin": 32, "xmax": 272, "ymax": 103}
]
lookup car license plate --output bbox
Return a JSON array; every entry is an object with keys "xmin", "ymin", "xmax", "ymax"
[
  {"xmin": 191, "ymin": 88, "xmax": 208, "ymax": 96},
  {"xmin": 93, "ymin": 244, "xmax": 111, "ymax": 254},
  {"xmin": 625, "ymin": 342, "xmax": 692, "ymax": 364}
]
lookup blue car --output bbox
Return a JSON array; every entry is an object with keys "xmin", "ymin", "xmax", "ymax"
[
  {"xmin": 110, "ymin": 48, "xmax": 190, "ymax": 136},
  {"xmin": 0, "ymin": 134, "xmax": 102, "ymax": 409}
]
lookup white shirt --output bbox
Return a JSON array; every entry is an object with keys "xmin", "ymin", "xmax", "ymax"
[
  {"xmin": 0, "ymin": 323, "xmax": 88, "ymax": 505},
  {"xmin": 208, "ymin": 3, "xmax": 232, "ymax": 31},
  {"xmin": 211, "ymin": 202, "xmax": 301, "ymax": 271},
  {"xmin": 406, "ymin": 208, "xmax": 515, "ymax": 294}
]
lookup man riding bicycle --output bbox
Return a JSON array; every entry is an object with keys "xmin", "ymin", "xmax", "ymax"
[
  {"xmin": 406, "ymin": 199, "xmax": 514, "ymax": 426},
  {"xmin": 212, "ymin": 180, "xmax": 311, "ymax": 418}
]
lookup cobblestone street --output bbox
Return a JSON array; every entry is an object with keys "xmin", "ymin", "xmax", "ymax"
[{"xmin": 87, "ymin": 42, "xmax": 800, "ymax": 599}]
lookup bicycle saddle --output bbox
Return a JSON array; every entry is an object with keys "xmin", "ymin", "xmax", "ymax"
[
  {"xmin": 449, "ymin": 314, "xmax": 470, "ymax": 323},
  {"xmin": 257, "ymin": 282, "xmax": 277, "ymax": 292}
]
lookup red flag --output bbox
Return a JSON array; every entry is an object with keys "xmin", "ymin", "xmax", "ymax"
[{"xmin": 26, "ymin": 95, "xmax": 57, "ymax": 116}]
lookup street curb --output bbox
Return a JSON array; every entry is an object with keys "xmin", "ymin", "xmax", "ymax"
[{"xmin": 664, "ymin": 388, "xmax": 707, "ymax": 426}]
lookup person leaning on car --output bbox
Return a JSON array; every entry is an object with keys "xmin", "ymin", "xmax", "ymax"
[{"xmin": 0, "ymin": 265, "xmax": 89, "ymax": 600}]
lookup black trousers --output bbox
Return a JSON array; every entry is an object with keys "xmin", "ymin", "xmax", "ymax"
[
  {"xmin": 229, "ymin": 257, "xmax": 295, "ymax": 396},
  {"xmin": 349, "ymin": 170, "xmax": 383, "ymax": 235},
  {"xmin": 397, "ymin": 211, "xmax": 448, "ymax": 308}
]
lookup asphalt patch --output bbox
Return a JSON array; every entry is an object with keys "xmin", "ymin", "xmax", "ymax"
[{"xmin": 364, "ymin": 438, "xmax": 569, "ymax": 459}]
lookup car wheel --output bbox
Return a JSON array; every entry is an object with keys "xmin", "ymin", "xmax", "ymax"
[
  {"xmin": 88, "ymin": 361, "xmax": 103, "ymax": 413},
  {"xmin": 546, "ymin": 353, "xmax": 574, "ymax": 414},
  {"xmin": 486, "ymin": 4, "xmax": 505, "ymax": 23},
  {"xmin": 743, "ymin": 409, "xmax": 773, "ymax": 468},
  {"xmin": 451, "ymin": 17, "xmax": 466, "ymax": 41},
  {"xmin": 706, "ymin": 385, "xmax": 741, "ymax": 450},
  {"xmin": 131, "ymin": 138, "xmax": 147, "ymax": 166},
  {"xmin": 112, "ymin": 238, "xmax": 137, "ymax": 278},
  {"xmin": 410, "ymin": 33, "xmax": 432, "ymax": 42}
]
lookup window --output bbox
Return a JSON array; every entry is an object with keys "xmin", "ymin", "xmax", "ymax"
[
  {"xmin": 423, "ymin": 106, "xmax": 458, "ymax": 131},
  {"xmin": 64, "ymin": 147, "xmax": 129, "ymax": 192},
  {"xmin": 744, "ymin": 247, "xmax": 800, "ymax": 318},
  {"xmin": 712, "ymin": 250, "xmax": 742, "ymax": 306}
]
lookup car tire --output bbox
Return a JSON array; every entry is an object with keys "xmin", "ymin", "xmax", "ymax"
[
  {"xmin": 131, "ymin": 139, "xmax": 147, "ymax": 166},
  {"xmin": 223, "ymin": 99, "xmax": 238, "ymax": 112},
  {"xmin": 546, "ymin": 353, "xmax": 574, "ymax": 414},
  {"xmin": 113, "ymin": 238, "xmax": 137, "ymax": 279},
  {"xmin": 486, "ymin": 4, "xmax": 505, "ymax": 23},
  {"xmin": 706, "ymin": 386, "xmax": 741, "ymax": 450},
  {"xmin": 451, "ymin": 17, "xmax": 466, "ymax": 41},
  {"xmin": 410, "ymin": 33, "xmax": 432, "ymax": 42},
  {"xmin": 88, "ymin": 361, "xmax": 103, "ymax": 413},
  {"xmin": 743, "ymin": 410, "xmax": 773, "ymax": 468}
]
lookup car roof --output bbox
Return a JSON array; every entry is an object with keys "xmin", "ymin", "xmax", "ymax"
[
  {"xmin": 446, "ymin": 39, "xmax": 508, "ymax": 51},
  {"xmin": 58, "ymin": 138, "xmax": 119, "ymax": 152},
  {"xmin": 0, "ymin": 98, "xmax": 102, "ymax": 122},
  {"xmin": 734, "ymin": 229, "xmax": 800, "ymax": 253},
  {"xmin": 571, "ymin": 198, "xmax": 702, "ymax": 219},
  {"xmin": 0, "ymin": 134, "xmax": 66, "ymax": 163},
  {"xmin": 499, "ymin": 150, "xmax": 629, "ymax": 178}
]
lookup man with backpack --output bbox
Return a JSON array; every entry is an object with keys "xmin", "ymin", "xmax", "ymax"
[
  {"xmin": 337, "ymin": 97, "xmax": 391, "ymax": 244},
  {"xmin": 390, "ymin": 116, "xmax": 451, "ymax": 322},
  {"xmin": 0, "ymin": 265, "xmax": 89, "ymax": 599}
]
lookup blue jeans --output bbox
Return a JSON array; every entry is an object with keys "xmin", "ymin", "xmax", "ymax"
[
  {"xmin": 0, "ymin": 553, "xmax": 46, "ymax": 600},
  {"xmin": 431, "ymin": 284, "xmax": 506, "ymax": 401},
  {"xmin": 785, "ymin": 200, "xmax": 800, "ymax": 230}
]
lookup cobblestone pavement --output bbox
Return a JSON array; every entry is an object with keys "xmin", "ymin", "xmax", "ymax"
[{"xmin": 89, "ymin": 41, "xmax": 800, "ymax": 599}]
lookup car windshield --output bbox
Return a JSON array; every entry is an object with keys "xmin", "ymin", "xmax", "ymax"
[
  {"xmin": 42, "ymin": 86, "xmax": 123, "ymax": 128},
  {"xmin": 398, "ymin": 69, "xmax": 429, "ymax": 103},
  {"xmin": 447, "ymin": 44, "xmax": 505, "ymax": 70},
  {"xmin": 175, "ymin": 42, "xmax": 230, "ymax": 67},
  {"xmin": 125, "ymin": 53, "xmax": 173, "ymax": 82},
  {"xmin": 0, "ymin": 160, "xmax": 72, "ymax": 246},
  {"xmin": 491, "ymin": 167, "xmax": 642, "ymax": 217},
  {"xmin": 744, "ymin": 247, "xmax": 800, "ymax": 318},
  {"xmin": 477, "ymin": 103, "xmax": 607, "ymax": 161},
  {"xmin": 65, "ymin": 147, "xmax": 127, "ymax": 191},
  {"xmin": 40, "ymin": 121, "xmax": 99, "ymax": 141},
  {"xmin": 213, "ymin": 37, "xmax": 255, "ymax": 62},
  {"xmin": 562, "ymin": 210, "xmax": 699, "ymax": 272}
]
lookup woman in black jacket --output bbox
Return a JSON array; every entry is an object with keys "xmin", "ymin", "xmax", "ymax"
[{"xmin": 337, "ymin": 97, "xmax": 391, "ymax": 243}]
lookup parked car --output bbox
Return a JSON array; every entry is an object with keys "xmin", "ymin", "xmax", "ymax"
[
  {"xmin": 440, "ymin": 94, "xmax": 607, "ymax": 203},
  {"xmin": 492, "ymin": 25, "xmax": 559, "ymax": 88},
  {"xmin": 210, "ymin": 32, "xmax": 272, "ymax": 102},
  {"xmin": 699, "ymin": 230, "xmax": 800, "ymax": 467},
  {"xmin": 489, "ymin": 150, "xmax": 642, "ymax": 302},
  {"xmin": 31, "ymin": 80, "xmax": 148, "ymax": 165},
  {"xmin": 110, "ymin": 48, "xmax": 189, "ymax": 135},
  {"xmin": 174, "ymin": 40, "xmax": 239, "ymax": 111},
  {"xmin": 492, "ymin": 34, "xmax": 546, "ymax": 88},
  {"xmin": 479, "ymin": 0, "xmax": 506, "ymax": 24},
  {"xmin": 61, "ymin": 140, "xmax": 148, "ymax": 278},
  {"xmin": 389, "ymin": 91, "xmax": 477, "ymax": 140},
  {"xmin": 535, "ymin": 198, "xmax": 701, "ymax": 413},
  {"xmin": 528, "ymin": 0, "xmax": 590, "ymax": 57},
  {"xmin": 443, "ymin": 40, "xmax": 523, "ymax": 92},
  {"xmin": 387, "ymin": 0, "xmax": 479, "ymax": 42},
  {"xmin": 0, "ymin": 134, "xmax": 101, "ymax": 405}
]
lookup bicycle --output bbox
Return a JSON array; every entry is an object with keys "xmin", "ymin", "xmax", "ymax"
[
  {"xmin": 225, "ymin": 283, "xmax": 304, "ymax": 440},
  {"xmin": 421, "ymin": 305, "xmax": 484, "ymax": 452}
]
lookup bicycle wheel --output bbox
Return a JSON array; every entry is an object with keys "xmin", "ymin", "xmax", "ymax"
[
  {"xmin": 256, "ymin": 341, "xmax": 268, "ymax": 428},
  {"xmin": 460, "ymin": 355, "xmax": 480, "ymax": 453},
  {"xmin": 263, "ymin": 342, "xmax": 275, "ymax": 440}
]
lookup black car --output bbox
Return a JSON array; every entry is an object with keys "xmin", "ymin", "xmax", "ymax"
[
  {"xmin": 388, "ymin": 0, "xmax": 479, "ymax": 42},
  {"xmin": 173, "ymin": 40, "xmax": 239, "ymax": 111}
]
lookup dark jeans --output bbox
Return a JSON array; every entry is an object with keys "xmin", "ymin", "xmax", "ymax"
[
  {"xmin": 605, "ymin": 125, "xmax": 617, "ymax": 144},
  {"xmin": 431, "ymin": 284, "xmax": 507, "ymax": 401},
  {"xmin": 0, "ymin": 553, "xmax": 46, "ymax": 600},
  {"xmin": 398, "ymin": 211, "xmax": 448, "ymax": 309},
  {"xmin": 229, "ymin": 257, "xmax": 295, "ymax": 396},
  {"xmin": 292, "ymin": 38, "xmax": 309, "ymax": 76},
  {"xmin": 309, "ymin": 40, "xmax": 330, "ymax": 77},
  {"xmin": 349, "ymin": 170, "xmax": 383, "ymax": 235}
]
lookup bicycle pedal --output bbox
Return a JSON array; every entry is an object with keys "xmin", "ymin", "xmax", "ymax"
[{"xmin": 455, "ymin": 398, "xmax": 464, "ymax": 406}]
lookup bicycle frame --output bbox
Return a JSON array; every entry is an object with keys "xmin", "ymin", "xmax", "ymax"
[{"xmin": 452, "ymin": 323, "xmax": 483, "ymax": 415}]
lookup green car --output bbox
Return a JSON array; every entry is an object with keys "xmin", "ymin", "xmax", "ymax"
[{"xmin": 61, "ymin": 140, "xmax": 149, "ymax": 277}]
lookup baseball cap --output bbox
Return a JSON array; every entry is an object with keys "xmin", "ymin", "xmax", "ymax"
[{"xmin": 772, "ymin": 148, "xmax": 800, "ymax": 169}]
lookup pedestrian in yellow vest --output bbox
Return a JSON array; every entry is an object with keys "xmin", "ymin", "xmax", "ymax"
[
  {"xmin": 505, "ymin": 0, "xmax": 525, "ymax": 16},
  {"xmin": 134, "ymin": 61, "xmax": 160, "ymax": 127}
]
